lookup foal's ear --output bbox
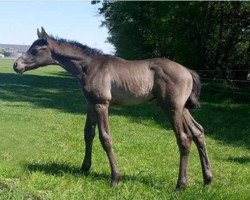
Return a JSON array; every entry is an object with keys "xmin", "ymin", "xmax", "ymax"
[
  {"xmin": 37, "ymin": 27, "xmax": 49, "ymax": 40},
  {"xmin": 37, "ymin": 28, "xmax": 42, "ymax": 39}
]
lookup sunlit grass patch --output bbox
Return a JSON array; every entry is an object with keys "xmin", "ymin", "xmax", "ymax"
[{"xmin": 0, "ymin": 59, "xmax": 249, "ymax": 199}]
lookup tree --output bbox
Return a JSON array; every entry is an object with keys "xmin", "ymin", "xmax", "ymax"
[{"xmin": 97, "ymin": 1, "xmax": 249, "ymax": 82}]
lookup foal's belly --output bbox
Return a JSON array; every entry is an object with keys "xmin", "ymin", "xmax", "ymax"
[
  {"xmin": 111, "ymin": 88, "xmax": 154, "ymax": 106},
  {"xmin": 110, "ymin": 75, "xmax": 155, "ymax": 105}
]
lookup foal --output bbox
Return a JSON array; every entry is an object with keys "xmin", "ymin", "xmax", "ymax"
[{"xmin": 13, "ymin": 27, "xmax": 212, "ymax": 189}]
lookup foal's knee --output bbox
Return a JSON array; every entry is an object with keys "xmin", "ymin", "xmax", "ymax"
[
  {"xmin": 84, "ymin": 121, "xmax": 96, "ymax": 143},
  {"xmin": 99, "ymin": 133, "xmax": 112, "ymax": 151}
]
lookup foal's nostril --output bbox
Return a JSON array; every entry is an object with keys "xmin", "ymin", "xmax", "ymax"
[
  {"xmin": 13, "ymin": 62, "xmax": 17, "ymax": 69},
  {"xmin": 13, "ymin": 62, "xmax": 20, "ymax": 73}
]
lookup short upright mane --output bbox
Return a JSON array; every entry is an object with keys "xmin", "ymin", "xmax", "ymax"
[{"xmin": 49, "ymin": 35, "xmax": 105, "ymax": 56}]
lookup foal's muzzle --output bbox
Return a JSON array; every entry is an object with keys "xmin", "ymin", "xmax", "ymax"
[{"xmin": 13, "ymin": 62, "xmax": 25, "ymax": 74}]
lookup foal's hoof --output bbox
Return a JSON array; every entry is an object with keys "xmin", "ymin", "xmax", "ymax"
[
  {"xmin": 175, "ymin": 182, "xmax": 187, "ymax": 192},
  {"xmin": 174, "ymin": 186, "xmax": 186, "ymax": 193},
  {"xmin": 204, "ymin": 174, "xmax": 213, "ymax": 187},
  {"xmin": 111, "ymin": 181, "xmax": 119, "ymax": 187},
  {"xmin": 110, "ymin": 174, "xmax": 121, "ymax": 187},
  {"xmin": 204, "ymin": 179, "xmax": 212, "ymax": 187},
  {"xmin": 80, "ymin": 166, "xmax": 91, "ymax": 175}
]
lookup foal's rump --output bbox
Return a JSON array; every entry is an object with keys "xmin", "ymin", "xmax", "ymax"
[{"xmin": 149, "ymin": 58, "xmax": 201, "ymax": 109}]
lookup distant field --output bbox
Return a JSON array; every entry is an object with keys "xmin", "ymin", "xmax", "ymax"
[{"xmin": 0, "ymin": 59, "xmax": 249, "ymax": 199}]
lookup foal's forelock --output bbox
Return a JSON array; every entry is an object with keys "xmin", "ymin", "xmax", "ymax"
[{"xmin": 29, "ymin": 38, "xmax": 48, "ymax": 49}]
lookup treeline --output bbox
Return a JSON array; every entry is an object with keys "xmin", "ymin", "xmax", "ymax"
[{"xmin": 94, "ymin": 1, "xmax": 249, "ymax": 83}]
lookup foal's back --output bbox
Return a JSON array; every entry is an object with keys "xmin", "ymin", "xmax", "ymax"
[{"xmin": 106, "ymin": 57, "xmax": 192, "ymax": 106}]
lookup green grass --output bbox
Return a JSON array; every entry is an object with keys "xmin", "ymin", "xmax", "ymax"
[{"xmin": 0, "ymin": 59, "xmax": 249, "ymax": 199}]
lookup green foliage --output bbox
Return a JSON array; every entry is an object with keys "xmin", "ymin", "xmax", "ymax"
[
  {"xmin": 0, "ymin": 59, "xmax": 250, "ymax": 199},
  {"xmin": 0, "ymin": 50, "xmax": 6, "ymax": 54},
  {"xmin": 99, "ymin": 1, "xmax": 249, "ymax": 80}
]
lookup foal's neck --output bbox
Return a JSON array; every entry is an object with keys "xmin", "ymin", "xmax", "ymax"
[{"xmin": 50, "ymin": 40, "xmax": 93, "ymax": 80}]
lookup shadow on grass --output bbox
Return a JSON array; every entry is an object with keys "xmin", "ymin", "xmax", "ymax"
[
  {"xmin": 0, "ymin": 73, "xmax": 86, "ymax": 114},
  {"xmin": 0, "ymin": 182, "xmax": 10, "ymax": 190},
  {"xmin": 25, "ymin": 162, "xmax": 161, "ymax": 188},
  {"xmin": 193, "ymin": 102, "xmax": 250, "ymax": 149},
  {"xmin": 0, "ymin": 72, "xmax": 249, "ymax": 148},
  {"xmin": 226, "ymin": 156, "xmax": 250, "ymax": 164}
]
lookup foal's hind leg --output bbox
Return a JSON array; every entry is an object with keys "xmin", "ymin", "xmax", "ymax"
[
  {"xmin": 183, "ymin": 109, "xmax": 212, "ymax": 186},
  {"xmin": 80, "ymin": 107, "xmax": 97, "ymax": 173},
  {"xmin": 164, "ymin": 107, "xmax": 192, "ymax": 190}
]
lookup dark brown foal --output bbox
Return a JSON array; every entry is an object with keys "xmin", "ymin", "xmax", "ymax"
[{"xmin": 13, "ymin": 27, "xmax": 212, "ymax": 189}]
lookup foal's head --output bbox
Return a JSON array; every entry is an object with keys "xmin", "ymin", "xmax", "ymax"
[{"xmin": 13, "ymin": 27, "xmax": 56, "ymax": 74}]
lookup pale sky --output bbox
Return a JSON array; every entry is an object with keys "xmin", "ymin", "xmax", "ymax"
[{"xmin": 0, "ymin": 1, "xmax": 115, "ymax": 54}]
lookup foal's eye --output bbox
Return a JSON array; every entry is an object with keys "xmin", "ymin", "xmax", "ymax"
[{"xmin": 31, "ymin": 49, "xmax": 38, "ymax": 56}]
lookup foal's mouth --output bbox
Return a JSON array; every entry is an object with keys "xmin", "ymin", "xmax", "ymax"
[{"xmin": 13, "ymin": 66, "xmax": 25, "ymax": 74}]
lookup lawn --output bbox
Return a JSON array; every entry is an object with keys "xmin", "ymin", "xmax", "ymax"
[{"xmin": 0, "ymin": 58, "xmax": 249, "ymax": 199}]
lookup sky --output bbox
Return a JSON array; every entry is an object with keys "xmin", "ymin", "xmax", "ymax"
[{"xmin": 0, "ymin": 1, "xmax": 115, "ymax": 54}]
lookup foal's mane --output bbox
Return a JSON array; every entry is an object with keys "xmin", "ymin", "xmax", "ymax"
[{"xmin": 49, "ymin": 35, "xmax": 105, "ymax": 56}]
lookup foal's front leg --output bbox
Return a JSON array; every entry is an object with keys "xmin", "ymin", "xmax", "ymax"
[
  {"xmin": 94, "ymin": 103, "xmax": 121, "ymax": 187},
  {"xmin": 80, "ymin": 107, "xmax": 97, "ymax": 173}
]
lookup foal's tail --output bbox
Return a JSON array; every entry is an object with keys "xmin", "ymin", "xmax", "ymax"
[{"xmin": 185, "ymin": 70, "xmax": 201, "ymax": 109}]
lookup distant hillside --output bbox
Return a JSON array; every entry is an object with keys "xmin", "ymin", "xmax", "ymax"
[
  {"xmin": 0, "ymin": 44, "xmax": 30, "ymax": 53},
  {"xmin": 0, "ymin": 44, "xmax": 30, "ymax": 58}
]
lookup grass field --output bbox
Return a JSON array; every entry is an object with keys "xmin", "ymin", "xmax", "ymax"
[{"xmin": 0, "ymin": 58, "xmax": 249, "ymax": 199}]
